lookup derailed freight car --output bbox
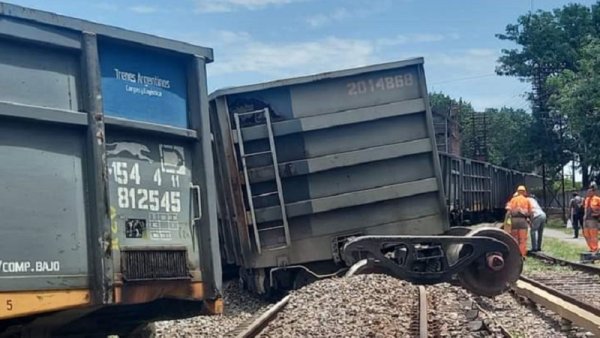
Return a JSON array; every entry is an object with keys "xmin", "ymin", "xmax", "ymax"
[
  {"xmin": 0, "ymin": 3, "xmax": 220, "ymax": 337},
  {"xmin": 439, "ymin": 153, "xmax": 542, "ymax": 226},
  {"xmin": 210, "ymin": 58, "xmax": 523, "ymax": 298}
]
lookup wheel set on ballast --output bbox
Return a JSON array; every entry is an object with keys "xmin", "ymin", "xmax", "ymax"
[
  {"xmin": 455, "ymin": 228, "xmax": 522, "ymax": 297},
  {"xmin": 342, "ymin": 227, "xmax": 523, "ymax": 297},
  {"xmin": 237, "ymin": 226, "xmax": 523, "ymax": 299}
]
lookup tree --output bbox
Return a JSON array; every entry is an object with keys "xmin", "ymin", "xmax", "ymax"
[
  {"xmin": 429, "ymin": 92, "xmax": 474, "ymax": 156},
  {"xmin": 548, "ymin": 38, "xmax": 600, "ymax": 185},
  {"xmin": 429, "ymin": 93, "xmax": 535, "ymax": 172},
  {"xmin": 496, "ymin": 3, "xmax": 600, "ymax": 179},
  {"xmin": 483, "ymin": 107, "xmax": 536, "ymax": 172}
]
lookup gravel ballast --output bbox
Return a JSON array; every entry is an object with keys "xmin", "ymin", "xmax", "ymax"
[
  {"xmin": 155, "ymin": 280, "xmax": 269, "ymax": 338},
  {"xmin": 154, "ymin": 273, "xmax": 588, "ymax": 337},
  {"xmin": 259, "ymin": 274, "xmax": 418, "ymax": 337}
]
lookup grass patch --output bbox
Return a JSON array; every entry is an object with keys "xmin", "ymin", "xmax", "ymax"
[
  {"xmin": 545, "ymin": 218, "xmax": 572, "ymax": 235},
  {"xmin": 523, "ymin": 255, "xmax": 571, "ymax": 274},
  {"xmin": 523, "ymin": 237, "xmax": 588, "ymax": 273},
  {"xmin": 539, "ymin": 237, "xmax": 586, "ymax": 261},
  {"xmin": 523, "ymin": 237, "xmax": 587, "ymax": 274}
]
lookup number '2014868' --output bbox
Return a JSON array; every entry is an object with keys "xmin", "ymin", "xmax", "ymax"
[{"xmin": 347, "ymin": 74, "xmax": 414, "ymax": 96}]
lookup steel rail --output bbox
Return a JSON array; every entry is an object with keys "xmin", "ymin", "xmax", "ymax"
[
  {"xmin": 514, "ymin": 276, "xmax": 600, "ymax": 336},
  {"xmin": 519, "ymin": 275, "xmax": 600, "ymax": 317},
  {"xmin": 418, "ymin": 286, "xmax": 428, "ymax": 338},
  {"xmin": 229, "ymin": 295, "xmax": 290, "ymax": 338},
  {"xmin": 529, "ymin": 251, "xmax": 600, "ymax": 275}
]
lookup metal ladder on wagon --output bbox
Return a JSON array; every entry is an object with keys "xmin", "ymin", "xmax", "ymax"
[{"xmin": 233, "ymin": 108, "xmax": 291, "ymax": 253}]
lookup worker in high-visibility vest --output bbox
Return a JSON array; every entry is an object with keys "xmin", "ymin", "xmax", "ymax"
[
  {"xmin": 503, "ymin": 192, "xmax": 519, "ymax": 233},
  {"xmin": 583, "ymin": 183, "xmax": 600, "ymax": 253},
  {"xmin": 506, "ymin": 186, "xmax": 532, "ymax": 257}
]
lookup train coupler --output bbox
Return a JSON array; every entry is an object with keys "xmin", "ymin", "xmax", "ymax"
[{"xmin": 341, "ymin": 227, "xmax": 523, "ymax": 297}]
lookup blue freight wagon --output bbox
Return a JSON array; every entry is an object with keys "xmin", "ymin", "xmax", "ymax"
[{"xmin": 0, "ymin": 3, "xmax": 221, "ymax": 336}]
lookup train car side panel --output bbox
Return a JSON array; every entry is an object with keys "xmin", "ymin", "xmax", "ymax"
[
  {"xmin": 0, "ymin": 3, "xmax": 220, "ymax": 334},
  {"xmin": 211, "ymin": 59, "xmax": 449, "ymax": 272}
]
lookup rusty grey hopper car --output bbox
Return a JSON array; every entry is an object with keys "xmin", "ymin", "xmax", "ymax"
[
  {"xmin": 439, "ymin": 153, "xmax": 543, "ymax": 226},
  {"xmin": 0, "ymin": 3, "xmax": 220, "ymax": 337},
  {"xmin": 210, "ymin": 58, "xmax": 523, "ymax": 298}
]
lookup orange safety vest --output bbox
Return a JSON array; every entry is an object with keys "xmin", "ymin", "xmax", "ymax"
[
  {"xmin": 585, "ymin": 195, "xmax": 600, "ymax": 218},
  {"xmin": 507, "ymin": 195, "xmax": 532, "ymax": 218}
]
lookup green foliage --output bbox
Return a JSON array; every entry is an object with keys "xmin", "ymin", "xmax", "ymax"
[
  {"xmin": 548, "ymin": 38, "xmax": 600, "ymax": 180},
  {"xmin": 428, "ymin": 93, "xmax": 535, "ymax": 172},
  {"xmin": 530, "ymin": 237, "xmax": 586, "ymax": 262},
  {"xmin": 551, "ymin": 176, "xmax": 583, "ymax": 191},
  {"xmin": 523, "ymin": 255, "xmax": 571, "ymax": 274},
  {"xmin": 429, "ymin": 92, "xmax": 474, "ymax": 117},
  {"xmin": 483, "ymin": 107, "xmax": 536, "ymax": 172},
  {"xmin": 496, "ymin": 4, "xmax": 599, "ymax": 78},
  {"xmin": 496, "ymin": 2, "xmax": 600, "ymax": 177}
]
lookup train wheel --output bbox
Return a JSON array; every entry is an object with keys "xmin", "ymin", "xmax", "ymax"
[
  {"xmin": 457, "ymin": 228, "xmax": 522, "ymax": 297},
  {"xmin": 444, "ymin": 226, "xmax": 472, "ymax": 236}
]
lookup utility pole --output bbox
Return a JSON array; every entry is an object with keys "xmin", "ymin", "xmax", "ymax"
[
  {"xmin": 560, "ymin": 114, "xmax": 566, "ymax": 222},
  {"xmin": 572, "ymin": 154, "xmax": 576, "ymax": 188}
]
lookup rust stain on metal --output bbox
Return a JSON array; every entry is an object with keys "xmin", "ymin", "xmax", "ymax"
[
  {"xmin": 204, "ymin": 298, "xmax": 224, "ymax": 315},
  {"xmin": 115, "ymin": 280, "xmax": 204, "ymax": 305}
]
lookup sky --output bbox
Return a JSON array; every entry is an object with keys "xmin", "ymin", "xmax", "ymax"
[{"xmin": 6, "ymin": 0, "xmax": 599, "ymax": 112}]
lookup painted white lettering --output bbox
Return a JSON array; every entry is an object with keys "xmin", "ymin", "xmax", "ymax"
[
  {"xmin": 114, "ymin": 69, "xmax": 137, "ymax": 83},
  {"xmin": 1, "ymin": 261, "xmax": 31, "ymax": 273},
  {"xmin": 137, "ymin": 73, "xmax": 171, "ymax": 89},
  {"xmin": 35, "ymin": 261, "xmax": 60, "ymax": 272},
  {"xmin": 346, "ymin": 73, "xmax": 414, "ymax": 96}
]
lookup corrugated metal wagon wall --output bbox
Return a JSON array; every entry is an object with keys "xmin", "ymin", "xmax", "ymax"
[
  {"xmin": 439, "ymin": 152, "xmax": 542, "ymax": 225},
  {"xmin": 211, "ymin": 59, "xmax": 449, "ymax": 269},
  {"xmin": 0, "ymin": 2, "xmax": 220, "ymax": 322}
]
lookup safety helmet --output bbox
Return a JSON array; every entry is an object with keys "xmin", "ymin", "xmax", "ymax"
[{"xmin": 517, "ymin": 185, "xmax": 526, "ymax": 192}]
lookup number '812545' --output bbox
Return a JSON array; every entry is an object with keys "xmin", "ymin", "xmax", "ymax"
[
  {"xmin": 117, "ymin": 187, "xmax": 181, "ymax": 213},
  {"xmin": 347, "ymin": 74, "xmax": 414, "ymax": 96}
]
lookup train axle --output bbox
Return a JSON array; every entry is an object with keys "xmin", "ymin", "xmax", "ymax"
[{"xmin": 342, "ymin": 227, "xmax": 522, "ymax": 297}]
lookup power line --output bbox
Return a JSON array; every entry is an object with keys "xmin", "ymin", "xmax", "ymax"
[{"xmin": 430, "ymin": 73, "xmax": 497, "ymax": 85}]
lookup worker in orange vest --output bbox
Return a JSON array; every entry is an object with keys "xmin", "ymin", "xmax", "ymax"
[
  {"xmin": 506, "ymin": 185, "xmax": 532, "ymax": 257},
  {"xmin": 503, "ymin": 192, "xmax": 519, "ymax": 233},
  {"xmin": 583, "ymin": 183, "xmax": 600, "ymax": 253}
]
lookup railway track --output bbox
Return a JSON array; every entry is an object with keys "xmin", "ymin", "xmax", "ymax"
[
  {"xmin": 514, "ymin": 251, "xmax": 600, "ymax": 335},
  {"xmin": 226, "ymin": 295, "xmax": 290, "ymax": 338},
  {"xmin": 228, "ymin": 284, "xmax": 431, "ymax": 337},
  {"xmin": 526, "ymin": 251, "xmax": 600, "ymax": 311},
  {"xmin": 529, "ymin": 250, "xmax": 600, "ymax": 274},
  {"xmin": 229, "ymin": 281, "xmax": 517, "ymax": 337}
]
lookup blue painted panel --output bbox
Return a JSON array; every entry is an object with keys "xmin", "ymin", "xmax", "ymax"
[{"xmin": 99, "ymin": 42, "xmax": 188, "ymax": 128}]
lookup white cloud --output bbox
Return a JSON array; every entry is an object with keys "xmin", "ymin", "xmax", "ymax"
[
  {"xmin": 306, "ymin": 8, "xmax": 352, "ymax": 28},
  {"xmin": 377, "ymin": 33, "xmax": 459, "ymax": 47},
  {"xmin": 209, "ymin": 34, "xmax": 374, "ymax": 78},
  {"xmin": 425, "ymin": 48, "xmax": 498, "ymax": 75},
  {"xmin": 305, "ymin": 2, "xmax": 393, "ymax": 28},
  {"xmin": 129, "ymin": 5, "xmax": 159, "ymax": 14},
  {"xmin": 94, "ymin": 2, "xmax": 119, "ymax": 11},
  {"xmin": 194, "ymin": 0, "xmax": 304, "ymax": 13},
  {"xmin": 177, "ymin": 29, "xmax": 517, "ymax": 111},
  {"xmin": 213, "ymin": 30, "xmax": 252, "ymax": 44}
]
